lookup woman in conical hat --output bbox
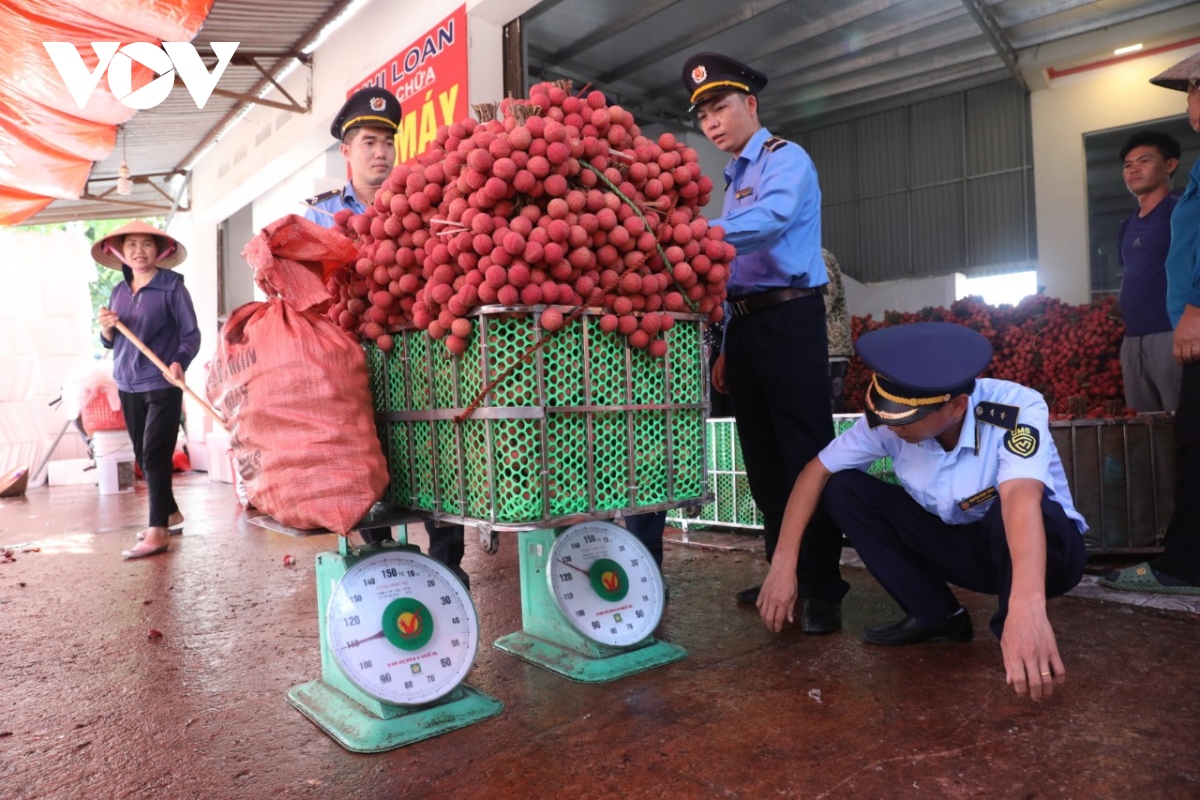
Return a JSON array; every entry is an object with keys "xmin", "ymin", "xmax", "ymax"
[{"xmin": 95, "ymin": 221, "xmax": 200, "ymax": 559}]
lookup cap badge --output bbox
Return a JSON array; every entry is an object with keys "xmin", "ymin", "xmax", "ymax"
[
  {"xmin": 692, "ymin": 65, "xmax": 708, "ymax": 84},
  {"xmin": 369, "ymin": 96, "xmax": 387, "ymax": 111}
]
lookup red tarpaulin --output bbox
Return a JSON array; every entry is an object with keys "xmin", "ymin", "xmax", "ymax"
[{"xmin": 0, "ymin": 0, "xmax": 213, "ymax": 225}]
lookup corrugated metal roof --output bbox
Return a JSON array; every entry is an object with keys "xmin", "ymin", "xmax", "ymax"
[
  {"xmin": 29, "ymin": 0, "xmax": 351, "ymax": 225},
  {"xmin": 524, "ymin": 0, "xmax": 1200, "ymax": 136}
]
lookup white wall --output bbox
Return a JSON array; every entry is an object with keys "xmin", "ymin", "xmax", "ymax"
[
  {"xmin": 842, "ymin": 272, "xmax": 959, "ymax": 320},
  {"xmin": 0, "ymin": 230, "xmax": 99, "ymax": 476},
  {"xmin": 1030, "ymin": 44, "xmax": 1198, "ymax": 304}
]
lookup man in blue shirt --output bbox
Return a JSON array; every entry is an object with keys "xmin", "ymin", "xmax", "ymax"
[
  {"xmin": 757, "ymin": 323, "xmax": 1087, "ymax": 701},
  {"xmin": 1103, "ymin": 51, "xmax": 1200, "ymax": 595},
  {"xmin": 305, "ymin": 87, "xmax": 401, "ymax": 226},
  {"xmin": 1117, "ymin": 130, "xmax": 1182, "ymax": 412},
  {"xmin": 682, "ymin": 53, "xmax": 847, "ymax": 632},
  {"xmin": 306, "ymin": 88, "xmax": 469, "ymax": 589}
]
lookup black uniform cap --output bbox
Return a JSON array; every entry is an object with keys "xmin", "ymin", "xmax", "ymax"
[
  {"xmin": 681, "ymin": 52, "xmax": 767, "ymax": 111},
  {"xmin": 855, "ymin": 322, "xmax": 994, "ymax": 429},
  {"xmin": 331, "ymin": 87, "xmax": 402, "ymax": 140}
]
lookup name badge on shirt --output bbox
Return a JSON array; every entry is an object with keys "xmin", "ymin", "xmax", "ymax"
[
  {"xmin": 958, "ymin": 486, "xmax": 998, "ymax": 511},
  {"xmin": 735, "ymin": 187, "xmax": 753, "ymax": 200}
]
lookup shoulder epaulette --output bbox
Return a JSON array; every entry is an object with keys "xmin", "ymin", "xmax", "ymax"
[
  {"xmin": 975, "ymin": 402, "xmax": 1019, "ymax": 430},
  {"xmin": 306, "ymin": 188, "xmax": 342, "ymax": 206},
  {"xmin": 763, "ymin": 136, "xmax": 788, "ymax": 152}
]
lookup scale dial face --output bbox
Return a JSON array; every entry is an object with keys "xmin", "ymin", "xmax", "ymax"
[
  {"xmin": 326, "ymin": 551, "xmax": 478, "ymax": 706},
  {"xmin": 548, "ymin": 521, "xmax": 665, "ymax": 647}
]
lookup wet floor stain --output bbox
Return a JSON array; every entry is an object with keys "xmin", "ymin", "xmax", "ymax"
[{"xmin": 1, "ymin": 474, "xmax": 1198, "ymax": 798}]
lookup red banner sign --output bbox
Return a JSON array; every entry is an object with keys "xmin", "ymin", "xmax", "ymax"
[{"xmin": 353, "ymin": 6, "xmax": 469, "ymax": 166}]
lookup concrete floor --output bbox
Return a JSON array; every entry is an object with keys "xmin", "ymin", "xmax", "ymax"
[{"xmin": 2, "ymin": 473, "xmax": 1198, "ymax": 799}]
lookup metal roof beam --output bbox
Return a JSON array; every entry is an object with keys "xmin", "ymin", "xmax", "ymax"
[
  {"xmin": 594, "ymin": 0, "xmax": 792, "ymax": 85},
  {"xmin": 765, "ymin": 59, "xmax": 1007, "ymax": 129},
  {"xmin": 521, "ymin": 0, "xmax": 571, "ymax": 24},
  {"xmin": 959, "ymin": 0, "xmax": 1028, "ymax": 91},
  {"xmin": 174, "ymin": 0, "xmax": 357, "ymax": 173},
  {"xmin": 540, "ymin": 0, "xmax": 682, "ymax": 66},
  {"xmin": 78, "ymin": 194, "xmax": 173, "ymax": 214},
  {"xmin": 638, "ymin": 0, "xmax": 963, "ymax": 103}
]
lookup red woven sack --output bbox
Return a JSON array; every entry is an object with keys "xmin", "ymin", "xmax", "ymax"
[{"xmin": 206, "ymin": 215, "xmax": 387, "ymax": 534}]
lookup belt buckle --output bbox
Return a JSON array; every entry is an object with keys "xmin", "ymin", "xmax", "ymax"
[{"xmin": 732, "ymin": 299, "xmax": 749, "ymax": 317}]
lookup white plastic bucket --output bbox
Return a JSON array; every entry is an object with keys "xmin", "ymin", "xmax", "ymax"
[
  {"xmin": 97, "ymin": 455, "xmax": 135, "ymax": 494},
  {"xmin": 92, "ymin": 429, "xmax": 135, "ymax": 460}
]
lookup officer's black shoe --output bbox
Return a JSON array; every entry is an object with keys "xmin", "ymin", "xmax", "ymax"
[
  {"xmin": 862, "ymin": 610, "xmax": 973, "ymax": 646},
  {"xmin": 358, "ymin": 526, "xmax": 393, "ymax": 546},
  {"xmin": 735, "ymin": 584, "xmax": 761, "ymax": 606},
  {"xmin": 801, "ymin": 597, "xmax": 842, "ymax": 634}
]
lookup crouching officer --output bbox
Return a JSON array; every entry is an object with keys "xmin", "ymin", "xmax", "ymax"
[
  {"xmin": 304, "ymin": 87, "xmax": 470, "ymax": 589},
  {"xmin": 757, "ymin": 323, "xmax": 1087, "ymax": 700},
  {"xmin": 682, "ymin": 51, "xmax": 847, "ymax": 631}
]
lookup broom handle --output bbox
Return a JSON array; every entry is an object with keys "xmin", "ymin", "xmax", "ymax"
[{"xmin": 113, "ymin": 320, "xmax": 226, "ymax": 427}]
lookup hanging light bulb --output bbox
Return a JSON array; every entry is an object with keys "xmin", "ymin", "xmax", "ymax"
[
  {"xmin": 115, "ymin": 125, "xmax": 133, "ymax": 195},
  {"xmin": 116, "ymin": 159, "xmax": 133, "ymax": 195}
]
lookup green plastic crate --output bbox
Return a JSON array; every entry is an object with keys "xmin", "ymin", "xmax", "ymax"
[
  {"xmin": 366, "ymin": 307, "xmax": 710, "ymax": 530},
  {"xmin": 668, "ymin": 414, "xmax": 897, "ymax": 532}
]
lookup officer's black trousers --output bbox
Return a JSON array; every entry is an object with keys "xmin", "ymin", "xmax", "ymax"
[
  {"xmin": 360, "ymin": 520, "xmax": 464, "ymax": 570},
  {"xmin": 1151, "ymin": 359, "xmax": 1200, "ymax": 585},
  {"xmin": 624, "ymin": 510, "xmax": 665, "ymax": 569},
  {"xmin": 823, "ymin": 470, "xmax": 1086, "ymax": 638},
  {"xmin": 425, "ymin": 521, "xmax": 465, "ymax": 567},
  {"xmin": 725, "ymin": 294, "xmax": 848, "ymax": 601}
]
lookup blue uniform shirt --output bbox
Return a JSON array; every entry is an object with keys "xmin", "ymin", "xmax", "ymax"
[
  {"xmin": 819, "ymin": 379, "xmax": 1086, "ymax": 531},
  {"xmin": 304, "ymin": 181, "xmax": 364, "ymax": 229},
  {"xmin": 713, "ymin": 127, "xmax": 827, "ymax": 295},
  {"xmin": 1166, "ymin": 157, "xmax": 1200, "ymax": 326}
]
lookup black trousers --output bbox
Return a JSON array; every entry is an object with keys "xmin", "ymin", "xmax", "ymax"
[
  {"xmin": 1152, "ymin": 359, "xmax": 1200, "ymax": 584},
  {"xmin": 824, "ymin": 470, "xmax": 1087, "ymax": 638},
  {"xmin": 119, "ymin": 387, "xmax": 182, "ymax": 529},
  {"xmin": 830, "ymin": 359, "xmax": 849, "ymax": 414},
  {"xmin": 725, "ymin": 295, "xmax": 848, "ymax": 601},
  {"xmin": 361, "ymin": 520, "xmax": 464, "ymax": 569},
  {"xmin": 425, "ymin": 521, "xmax": 465, "ymax": 568},
  {"xmin": 624, "ymin": 510, "xmax": 665, "ymax": 569}
]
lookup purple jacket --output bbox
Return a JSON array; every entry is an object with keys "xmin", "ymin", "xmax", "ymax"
[{"xmin": 101, "ymin": 268, "xmax": 201, "ymax": 393}]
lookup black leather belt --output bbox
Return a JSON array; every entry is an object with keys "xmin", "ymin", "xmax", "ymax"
[{"xmin": 728, "ymin": 286, "xmax": 826, "ymax": 318}]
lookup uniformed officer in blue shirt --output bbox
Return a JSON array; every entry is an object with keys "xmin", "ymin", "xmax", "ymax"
[
  {"xmin": 304, "ymin": 87, "xmax": 401, "ymax": 226},
  {"xmin": 305, "ymin": 87, "xmax": 470, "ymax": 589},
  {"xmin": 757, "ymin": 323, "xmax": 1088, "ymax": 701},
  {"xmin": 683, "ymin": 52, "xmax": 847, "ymax": 631}
]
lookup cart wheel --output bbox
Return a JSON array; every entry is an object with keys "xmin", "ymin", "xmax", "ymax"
[{"xmin": 479, "ymin": 529, "xmax": 500, "ymax": 555}]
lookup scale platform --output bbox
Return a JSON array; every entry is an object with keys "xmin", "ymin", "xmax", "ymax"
[
  {"xmin": 288, "ymin": 525, "xmax": 502, "ymax": 753},
  {"xmin": 494, "ymin": 524, "xmax": 686, "ymax": 682}
]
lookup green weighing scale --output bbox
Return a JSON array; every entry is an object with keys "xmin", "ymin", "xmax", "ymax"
[
  {"xmin": 494, "ymin": 519, "xmax": 686, "ymax": 682},
  {"xmin": 287, "ymin": 516, "xmax": 502, "ymax": 753}
]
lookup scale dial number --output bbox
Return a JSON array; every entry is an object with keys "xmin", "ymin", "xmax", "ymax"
[
  {"xmin": 548, "ymin": 521, "xmax": 665, "ymax": 647},
  {"xmin": 326, "ymin": 551, "xmax": 477, "ymax": 706}
]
